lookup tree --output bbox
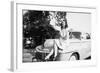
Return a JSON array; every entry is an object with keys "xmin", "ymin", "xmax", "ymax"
[{"xmin": 23, "ymin": 10, "xmax": 60, "ymax": 49}]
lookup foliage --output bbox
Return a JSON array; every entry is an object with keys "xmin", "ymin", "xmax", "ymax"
[{"xmin": 23, "ymin": 10, "xmax": 60, "ymax": 49}]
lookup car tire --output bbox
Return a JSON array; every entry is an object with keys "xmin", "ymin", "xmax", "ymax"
[{"xmin": 69, "ymin": 53, "xmax": 79, "ymax": 61}]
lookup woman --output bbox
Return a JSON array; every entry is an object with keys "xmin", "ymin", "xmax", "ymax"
[
  {"xmin": 44, "ymin": 26, "xmax": 69, "ymax": 61},
  {"xmin": 45, "ymin": 11, "xmax": 69, "ymax": 61}
]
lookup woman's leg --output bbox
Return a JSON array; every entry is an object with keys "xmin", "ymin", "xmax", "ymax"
[
  {"xmin": 54, "ymin": 41, "xmax": 58, "ymax": 58},
  {"xmin": 45, "ymin": 48, "xmax": 54, "ymax": 60}
]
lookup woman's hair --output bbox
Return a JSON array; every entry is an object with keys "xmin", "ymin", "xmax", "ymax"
[
  {"xmin": 56, "ymin": 12, "xmax": 68, "ymax": 29},
  {"xmin": 48, "ymin": 11, "xmax": 68, "ymax": 30}
]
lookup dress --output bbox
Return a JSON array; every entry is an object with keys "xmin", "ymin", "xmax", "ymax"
[
  {"xmin": 55, "ymin": 29, "xmax": 69, "ymax": 51},
  {"xmin": 55, "ymin": 29, "xmax": 69, "ymax": 61}
]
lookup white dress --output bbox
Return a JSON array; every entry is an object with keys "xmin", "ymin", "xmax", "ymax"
[
  {"xmin": 55, "ymin": 29, "xmax": 69, "ymax": 52},
  {"xmin": 55, "ymin": 29, "xmax": 70, "ymax": 61}
]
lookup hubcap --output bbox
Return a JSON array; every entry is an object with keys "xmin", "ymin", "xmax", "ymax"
[{"xmin": 70, "ymin": 56, "xmax": 76, "ymax": 61}]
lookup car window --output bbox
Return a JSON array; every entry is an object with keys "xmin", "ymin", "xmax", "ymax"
[
  {"xmin": 69, "ymin": 32, "xmax": 81, "ymax": 40},
  {"xmin": 81, "ymin": 33, "xmax": 91, "ymax": 40}
]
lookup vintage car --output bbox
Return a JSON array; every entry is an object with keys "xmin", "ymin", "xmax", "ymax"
[{"xmin": 33, "ymin": 31, "xmax": 91, "ymax": 61}]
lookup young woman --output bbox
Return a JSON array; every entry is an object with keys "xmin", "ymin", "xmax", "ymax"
[{"xmin": 45, "ymin": 11, "xmax": 69, "ymax": 61}]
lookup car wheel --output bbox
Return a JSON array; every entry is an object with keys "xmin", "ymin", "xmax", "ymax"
[{"xmin": 69, "ymin": 54, "xmax": 79, "ymax": 61}]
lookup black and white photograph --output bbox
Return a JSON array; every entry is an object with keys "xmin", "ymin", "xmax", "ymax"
[
  {"xmin": 11, "ymin": 2, "xmax": 97, "ymax": 71},
  {"xmin": 22, "ymin": 10, "xmax": 91, "ymax": 62}
]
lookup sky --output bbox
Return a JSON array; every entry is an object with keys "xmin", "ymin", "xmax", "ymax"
[{"xmin": 67, "ymin": 12, "xmax": 91, "ymax": 33}]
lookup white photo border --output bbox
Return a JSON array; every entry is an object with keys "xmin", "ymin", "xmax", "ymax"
[{"xmin": 11, "ymin": 1, "xmax": 97, "ymax": 71}]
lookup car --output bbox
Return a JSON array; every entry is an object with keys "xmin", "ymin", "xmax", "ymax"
[{"xmin": 33, "ymin": 31, "xmax": 91, "ymax": 61}]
